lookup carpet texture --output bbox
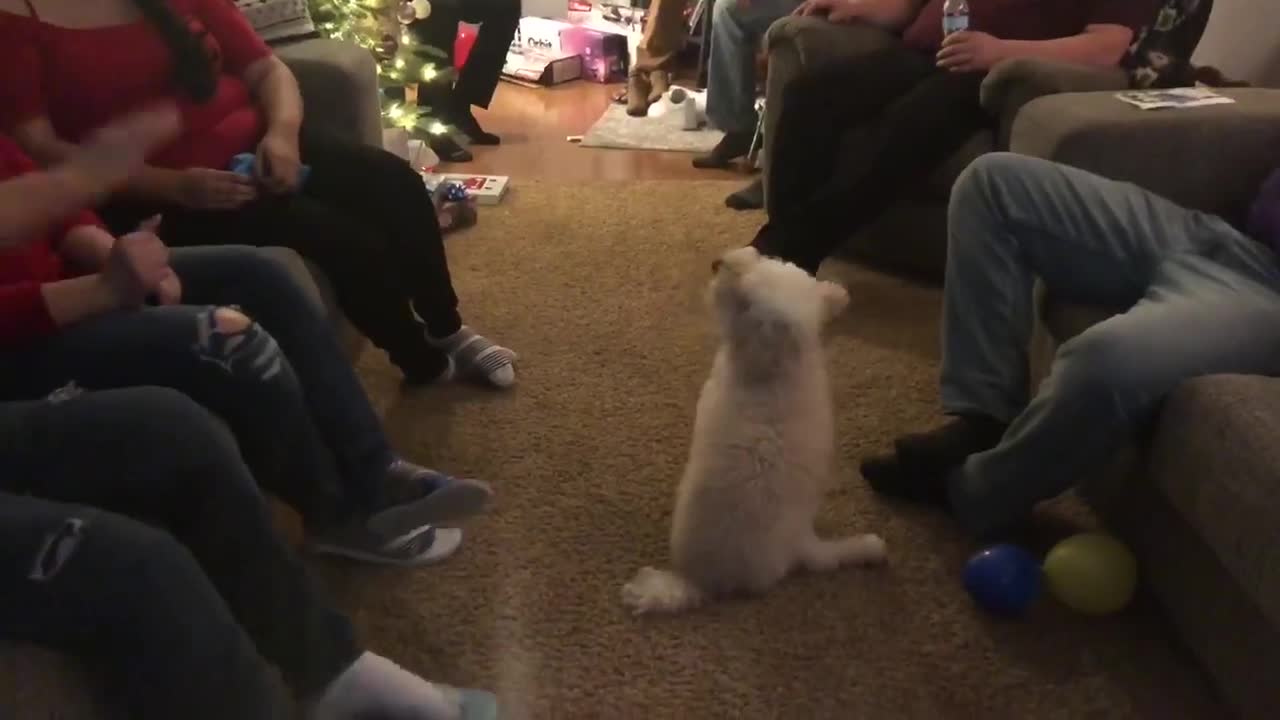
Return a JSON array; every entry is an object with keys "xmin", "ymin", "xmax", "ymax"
[{"xmin": 322, "ymin": 179, "xmax": 1224, "ymax": 719}]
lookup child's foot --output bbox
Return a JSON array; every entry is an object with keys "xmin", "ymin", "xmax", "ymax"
[
  {"xmin": 725, "ymin": 178, "xmax": 764, "ymax": 210},
  {"xmin": 311, "ymin": 651, "xmax": 499, "ymax": 720},
  {"xmin": 308, "ymin": 523, "xmax": 462, "ymax": 567},
  {"xmin": 368, "ymin": 459, "xmax": 492, "ymax": 537},
  {"xmin": 692, "ymin": 129, "xmax": 753, "ymax": 169},
  {"xmin": 428, "ymin": 326, "xmax": 517, "ymax": 389}
]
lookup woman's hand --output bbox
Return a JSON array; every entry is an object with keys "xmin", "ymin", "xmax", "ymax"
[
  {"xmin": 937, "ymin": 31, "xmax": 1008, "ymax": 73},
  {"xmin": 255, "ymin": 130, "xmax": 303, "ymax": 194},
  {"xmin": 69, "ymin": 106, "xmax": 181, "ymax": 193},
  {"xmin": 102, "ymin": 230, "xmax": 172, "ymax": 308},
  {"xmin": 154, "ymin": 268, "xmax": 182, "ymax": 305},
  {"xmin": 170, "ymin": 168, "xmax": 258, "ymax": 209}
]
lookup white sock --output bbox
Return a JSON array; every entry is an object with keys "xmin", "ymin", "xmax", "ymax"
[
  {"xmin": 312, "ymin": 652, "xmax": 461, "ymax": 720},
  {"xmin": 428, "ymin": 326, "xmax": 516, "ymax": 389}
]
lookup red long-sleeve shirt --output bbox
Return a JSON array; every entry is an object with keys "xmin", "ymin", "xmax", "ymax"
[
  {"xmin": 0, "ymin": 135, "xmax": 103, "ymax": 345},
  {"xmin": 0, "ymin": 0, "xmax": 272, "ymax": 171}
]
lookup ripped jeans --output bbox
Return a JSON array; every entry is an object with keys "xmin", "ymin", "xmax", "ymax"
[
  {"xmin": 0, "ymin": 387, "xmax": 362, "ymax": 719},
  {"xmin": 0, "ymin": 246, "xmax": 396, "ymax": 530}
]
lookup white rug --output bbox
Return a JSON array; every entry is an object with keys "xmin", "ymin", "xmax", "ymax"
[{"xmin": 580, "ymin": 102, "xmax": 725, "ymax": 153}]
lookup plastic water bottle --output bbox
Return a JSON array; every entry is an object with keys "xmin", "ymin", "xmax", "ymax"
[{"xmin": 942, "ymin": 0, "xmax": 969, "ymax": 35}]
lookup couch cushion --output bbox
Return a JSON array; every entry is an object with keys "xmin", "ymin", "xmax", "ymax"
[{"xmin": 1148, "ymin": 374, "xmax": 1280, "ymax": 630}]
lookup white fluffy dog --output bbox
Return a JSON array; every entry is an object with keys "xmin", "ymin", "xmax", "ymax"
[{"xmin": 621, "ymin": 247, "xmax": 887, "ymax": 615}]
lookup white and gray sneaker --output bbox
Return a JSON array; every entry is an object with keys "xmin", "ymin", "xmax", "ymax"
[{"xmin": 309, "ymin": 522, "xmax": 462, "ymax": 567}]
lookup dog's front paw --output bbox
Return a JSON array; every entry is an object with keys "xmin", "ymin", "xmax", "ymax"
[
  {"xmin": 621, "ymin": 566, "xmax": 660, "ymax": 615},
  {"xmin": 855, "ymin": 534, "xmax": 888, "ymax": 565}
]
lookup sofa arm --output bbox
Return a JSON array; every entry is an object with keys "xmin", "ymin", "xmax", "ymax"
[
  {"xmin": 1011, "ymin": 88, "xmax": 1280, "ymax": 221},
  {"xmin": 273, "ymin": 38, "xmax": 383, "ymax": 148},
  {"xmin": 981, "ymin": 58, "xmax": 1128, "ymax": 150}
]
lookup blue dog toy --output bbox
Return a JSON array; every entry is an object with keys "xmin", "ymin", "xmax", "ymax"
[
  {"xmin": 434, "ymin": 180, "xmax": 470, "ymax": 202},
  {"xmin": 229, "ymin": 152, "xmax": 311, "ymax": 185}
]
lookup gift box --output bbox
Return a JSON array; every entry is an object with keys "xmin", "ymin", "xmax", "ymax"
[
  {"xmin": 502, "ymin": 48, "xmax": 583, "ymax": 87},
  {"xmin": 561, "ymin": 25, "xmax": 628, "ymax": 82},
  {"xmin": 513, "ymin": 16, "xmax": 575, "ymax": 54}
]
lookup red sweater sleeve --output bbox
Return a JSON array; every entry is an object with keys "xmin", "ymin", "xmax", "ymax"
[
  {"xmin": 0, "ymin": 17, "xmax": 47, "ymax": 132},
  {"xmin": 0, "ymin": 283, "xmax": 57, "ymax": 346},
  {"xmin": 187, "ymin": 0, "xmax": 273, "ymax": 74}
]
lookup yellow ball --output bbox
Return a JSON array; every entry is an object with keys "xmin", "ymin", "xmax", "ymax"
[{"xmin": 1043, "ymin": 533, "xmax": 1138, "ymax": 615}]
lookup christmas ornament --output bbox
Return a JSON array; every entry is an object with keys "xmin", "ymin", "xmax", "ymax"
[
  {"xmin": 412, "ymin": 0, "xmax": 432, "ymax": 20},
  {"xmin": 376, "ymin": 33, "xmax": 398, "ymax": 60},
  {"xmin": 396, "ymin": 0, "xmax": 417, "ymax": 24}
]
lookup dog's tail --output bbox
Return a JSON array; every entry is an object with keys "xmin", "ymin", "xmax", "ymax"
[{"xmin": 621, "ymin": 566, "xmax": 705, "ymax": 615}]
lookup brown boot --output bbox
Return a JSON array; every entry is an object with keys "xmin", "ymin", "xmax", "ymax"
[
  {"xmin": 626, "ymin": 73, "xmax": 652, "ymax": 117},
  {"xmin": 647, "ymin": 70, "xmax": 670, "ymax": 104}
]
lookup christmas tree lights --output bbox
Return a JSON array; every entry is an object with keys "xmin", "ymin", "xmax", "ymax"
[{"xmin": 308, "ymin": 0, "xmax": 452, "ymax": 134}]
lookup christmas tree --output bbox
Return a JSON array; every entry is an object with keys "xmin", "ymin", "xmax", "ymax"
[{"xmin": 308, "ymin": 0, "xmax": 453, "ymax": 135}]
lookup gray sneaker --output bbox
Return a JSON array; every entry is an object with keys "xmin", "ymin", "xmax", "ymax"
[
  {"xmin": 309, "ymin": 522, "xmax": 462, "ymax": 567},
  {"xmin": 369, "ymin": 461, "xmax": 492, "ymax": 538}
]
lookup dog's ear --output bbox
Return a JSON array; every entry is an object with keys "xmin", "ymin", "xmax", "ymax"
[
  {"xmin": 818, "ymin": 281, "xmax": 849, "ymax": 322},
  {"xmin": 714, "ymin": 247, "xmax": 761, "ymax": 277}
]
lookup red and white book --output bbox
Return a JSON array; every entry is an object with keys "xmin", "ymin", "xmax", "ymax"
[{"xmin": 423, "ymin": 173, "xmax": 511, "ymax": 205}]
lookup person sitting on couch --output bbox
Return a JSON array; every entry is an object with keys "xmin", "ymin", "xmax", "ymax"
[
  {"xmin": 692, "ymin": 0, "xmax": 805, "ymax": 170},
  {"xmin": 0, "ymin": 114, "xmax": 491, "ymax": 567},
  {"xmin": 748, "ymin": 0, "xmax": 1158, "ymax": 274},
  {"xmin": 0, "ymin": 0, "xmax": 517, "ymax": 388},
  {"xmin": 861, "ymin": 152, "xmax": 1280, "ymax": 539},
  {"xmin": 1, "ymin": 386, "xmax": 498, "ymax": 720}
]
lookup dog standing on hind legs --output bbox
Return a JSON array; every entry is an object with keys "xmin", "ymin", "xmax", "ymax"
[{"xmin": 622, "ymin": 247, "xmax": 887, "ymax": 615}]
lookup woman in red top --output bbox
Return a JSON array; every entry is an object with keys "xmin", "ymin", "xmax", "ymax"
[{"xmin": 0, "ymin": 0, "xmax": 517, "ymax": 388}]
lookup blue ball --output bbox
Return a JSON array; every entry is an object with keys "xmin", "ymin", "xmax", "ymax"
[{"xmin": 963, "ymin": 544, "xmax": 1044, "ymax": 618}]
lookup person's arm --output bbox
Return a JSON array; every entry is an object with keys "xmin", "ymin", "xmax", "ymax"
[
  {"xmin": 998, "ymin": 24, "xmax": 1135, "ymax": 68},
  {"xmin": 0, "ymin": 164, "xmax": 102, "ymax": 248},
  {"xmin": 0, "ymin": 275, "xmax": 118, "ymax": 347},
  {"xmin": 243, "ymin": 56, "xmax": 303, "ymax": 139},
  {"xmin": 846, "ymin": 0, "xmax": 928, "ymax": 31}
]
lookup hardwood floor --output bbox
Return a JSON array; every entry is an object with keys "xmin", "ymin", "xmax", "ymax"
[{"xmin": 445, "ymin": 79, "xmax": 749, "ymax": 184}]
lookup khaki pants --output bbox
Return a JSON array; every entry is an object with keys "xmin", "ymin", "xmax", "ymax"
[{"xmin": 632, "ymin": 0, "xmax": 691, "ymax": 74}]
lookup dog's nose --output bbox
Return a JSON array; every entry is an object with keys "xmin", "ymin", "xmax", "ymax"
[{"xmin": 711, "ymin": 258, "xmax": 723, "ymax": 274}]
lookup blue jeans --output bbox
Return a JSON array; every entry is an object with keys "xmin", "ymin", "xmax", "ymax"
[
  {"xmin": 0, "ymin": 245, "xmax": 395, "ymax": 528},
  {"xmin": 0, "ymin": 387, "xmax": 360, "ymax": 719},
  {"xmin": 942, "ymin": 153, "xmax": 1280, "ymax": 536},
  {"xmin": 706, "ymin": 0, "xmax": 800, "ymax": 134}
]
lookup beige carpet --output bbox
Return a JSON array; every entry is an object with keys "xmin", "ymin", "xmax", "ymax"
[{"xmin": 325, "ymin": 179, "xmax": 1224, "ymax": 719}]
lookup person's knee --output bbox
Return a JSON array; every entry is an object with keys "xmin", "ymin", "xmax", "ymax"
[
  {"xmin": 194, "ymin": 307, "xmax": 296, "ymax": 388},
  {"xmin": 1054, "ymin": 332, "xmax": 1151, "ymax": 416}
]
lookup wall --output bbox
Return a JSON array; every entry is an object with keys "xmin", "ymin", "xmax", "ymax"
[{"xmin": 1192, "ymin": 0, "xmax": 1280, "ymax": 87}]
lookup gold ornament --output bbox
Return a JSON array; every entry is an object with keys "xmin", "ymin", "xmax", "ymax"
[
  {"xmin": 412, "ymin": 0, "xmax": 432, "ymax": 20},
  {"xmin": 396, "ymin": 1, "xmax": 417, "ymax": 24}
]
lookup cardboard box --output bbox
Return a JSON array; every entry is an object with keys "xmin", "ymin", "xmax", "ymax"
[
  {"xmin": 512, "ymin": 16, "xmax": 575, "ymax": 54},
  {"xmin": 561, "ymin": 25, "xmax": 628, "ymax": 82},
  {"xmin": 501, "ymin": 48, "xmax": 583, "ymax": 87}
]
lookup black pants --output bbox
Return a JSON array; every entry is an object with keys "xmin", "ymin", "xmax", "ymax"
[
  {"xmin": 105, "ymin": 133, "xmax": 462, "ymax": 379},
  {"xmin": 412, "ymin": 0, "xmax": 521, "ymax": 108},
  {"xmin": 755, "ymin": 45, "xmax": 992, "ymax": 274},
  {"xmin": 0, "ymin": 387, "xmax": 360, "ymax": 719}
]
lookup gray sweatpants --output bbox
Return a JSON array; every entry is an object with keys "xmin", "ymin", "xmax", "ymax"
[{"xmin": 942, "ymin": 153, "xmax": 1280, "ymax": 536}]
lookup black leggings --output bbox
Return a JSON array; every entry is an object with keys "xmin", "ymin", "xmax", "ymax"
[
  {"xmin": 106, "ymin": 133, "xmax": 461, "ymax": 379},
  {"xmin": 756, "ymin": 45, "xmax": 992, "ymax": 274}
]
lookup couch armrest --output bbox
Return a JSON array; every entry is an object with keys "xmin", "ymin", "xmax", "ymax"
[
  {"xmin": 1012, "ymin": 88, "xmax": 1280, "ymax": 221},
  {"xmin": 981, "ymin": 58, "xmax": 1128, "ymax": 150},
  {"xmin": 273, "ymin": 38, "xmax": 383, "ymax": 148}
]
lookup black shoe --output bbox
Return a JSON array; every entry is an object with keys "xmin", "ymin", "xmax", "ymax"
[
  {"xmin": 692, "ymin": 130, "xmax": 754, "ymax": 169},
  {"xmin": 429, "ymin": 134, "xmax": 472, "ymax": 163},
  {"xmin": 451, "ymin": 106, "xmax": 500, "ymax": 146},
  {"xmin": 725, "ymin": 178, "xmax": 764, "ymax": 210}
]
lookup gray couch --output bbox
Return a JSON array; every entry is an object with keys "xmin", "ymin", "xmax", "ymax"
[{"xmin": 0, "ymin": 36, "xmax": 379, "ymax": 719}]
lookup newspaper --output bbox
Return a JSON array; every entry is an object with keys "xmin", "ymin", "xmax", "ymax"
[{"xmin": 1114, "ymin": 87, "xmax": 1237, "ymax": 110}]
